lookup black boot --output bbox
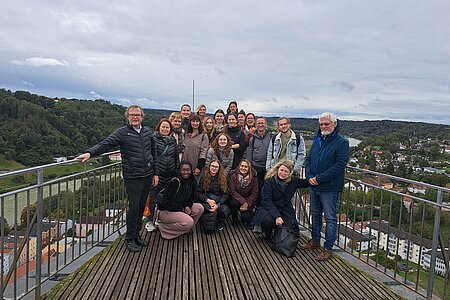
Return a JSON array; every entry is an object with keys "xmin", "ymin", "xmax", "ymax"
[
  {"xmin": 135, "ymin": 236, "xmax": 148, "ymax": 247},
  {"xmin": 125, "ymin": 240, "xmax": 141, "ymax": 252}
]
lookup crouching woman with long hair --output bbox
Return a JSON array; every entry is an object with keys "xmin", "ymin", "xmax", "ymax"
[
  {"xmin": 197, "ymin": 159, "xmax": 230, "ymax": 232},
  {"xmin": 156, "ymin": 161, "xmax": 204, "ymax": 239},
  {"xmin": 252, "ymin": 160, "xmax": 309, "ymax": 242}
]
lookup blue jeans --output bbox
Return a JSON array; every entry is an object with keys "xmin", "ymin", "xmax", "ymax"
[{"xmin": 310, "ymin": 189, "xmax": 339, "ymax": 250}]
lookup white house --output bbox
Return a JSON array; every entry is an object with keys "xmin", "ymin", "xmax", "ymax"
[{"xmin": 422, "ymin": 249, "xmax": 449, "ymax": 276}]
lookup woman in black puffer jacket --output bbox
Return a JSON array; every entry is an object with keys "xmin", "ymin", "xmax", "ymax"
[
  {"xmin": 197, "ymin": 160, "xmax": 230, "ymax": 233},
  {"xmin": 146, "ymin": 118, "xmax": 180, "ymax": 232}
]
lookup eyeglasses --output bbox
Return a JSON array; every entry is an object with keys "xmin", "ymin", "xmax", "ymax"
[
  {"xmin": 319, "ymin": 123, "xmax": 331, "ymax": 126},
  {"xmin": 129, "ymin": 114, "xmax": 142, "ymax": 118}
]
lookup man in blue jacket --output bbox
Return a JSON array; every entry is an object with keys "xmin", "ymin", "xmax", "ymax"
[{"xmin": 301, "ymin": 112, "xmax": 349, "ymax": 261}]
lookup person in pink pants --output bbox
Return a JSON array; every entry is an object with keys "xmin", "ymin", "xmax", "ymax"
[{"xmin": 157, "ymin": 161, "xmax": 204, "ymax": 239}]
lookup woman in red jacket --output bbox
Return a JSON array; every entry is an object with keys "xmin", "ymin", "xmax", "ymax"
[{"xmin": 227, "ymin": 159, "xmax": 258, "ymax": 228}]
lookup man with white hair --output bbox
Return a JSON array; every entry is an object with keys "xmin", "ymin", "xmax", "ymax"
[{"xmin": 301, "ymin": 112, "xmax": 350, "ymax": 261}]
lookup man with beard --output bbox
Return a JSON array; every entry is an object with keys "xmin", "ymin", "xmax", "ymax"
[{"xmin": 301, "ymin": 112, "xmax": 350, "ymax": 261}]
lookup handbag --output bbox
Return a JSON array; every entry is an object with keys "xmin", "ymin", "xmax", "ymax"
[{"xmin": 270, "ymin": 225, "xmax": 299, "ymax": 257}]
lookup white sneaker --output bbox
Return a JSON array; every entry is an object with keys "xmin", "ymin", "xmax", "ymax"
[{"xmin": 145, "ymin": 222, "xmax": 156, "ymax": 232}]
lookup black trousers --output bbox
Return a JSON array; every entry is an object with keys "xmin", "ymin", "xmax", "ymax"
[
  {"xmin": 227, "ymin": 198, "xmax": 255, "ymax": 224},
  {"xmin": 124, "ymin": 176, "xmax": 152, "ymax": 240},
  {"xmin": 253, "ymin": 166, "xmax": 266, "ymax": 207},
  {"xmin": 261, "ymin": 214, "xmax": 294, "ymax": 238}
]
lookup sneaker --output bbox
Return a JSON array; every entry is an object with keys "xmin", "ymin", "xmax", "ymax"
[
  {"xmin": 300, "ymin": 240, "xmax": 320, "ymax": 250},
  {"xmin": 315, "ymin": 250, "xmax": 333, "ymax": 261},
  {"xmin": 216, "ymin": 220, "xmax": 224, "ymax": 231},
  {"xmin": 145, "ymin": 222, "xmax": 156, "ymax": 232},
  {"xmin": 135, "ymin": 236, "xmax": 148, "ymax": 247},
  {"xmin": 125, "ymin": 240, "xmax": 141, "ymax": 252}
]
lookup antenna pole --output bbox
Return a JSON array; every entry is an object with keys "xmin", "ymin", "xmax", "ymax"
[{"xmin": 192, "ymin": 78, "xmax": 195, "ymax": 109}]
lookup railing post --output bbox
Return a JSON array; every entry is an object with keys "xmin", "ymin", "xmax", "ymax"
[
  {"xmin": 426, "ymin": 190, "xmax": 443, "ymax": 300},
  {"xmin": 35, "ymin": 169, "xmax": 44, "ymax": 300}
]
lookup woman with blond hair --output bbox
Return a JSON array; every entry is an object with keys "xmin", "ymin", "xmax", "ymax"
[
  {"xmin": 196, "ymin": 104, "xmax": 207, "ymax": 121},
  {"xmin": 205, "ymin": 132, "xmax": 234, "ymax": 177},
  {"xmin": 252, "ymin": 160, "xmax": 309, "ymax": 242},
  {"xmin": 169, "ymin": 112, "xmax": 185, "ymax": 161},
  {"xmin": 203, "ymin": 116, "xmax": 218, "ymax": 145},
  {"xmin": 197, "ymin": 159, "xmax": 230, "ymax": 232}
]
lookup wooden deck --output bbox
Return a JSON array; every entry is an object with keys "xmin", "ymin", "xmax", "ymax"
[{"xmin": 43, "ymin": 221, "xmax": 403, "ymax": 300}]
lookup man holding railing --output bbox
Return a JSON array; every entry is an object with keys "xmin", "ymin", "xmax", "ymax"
[
  {"xmin": 301, "ymin": 112, "xmax": 350, "ymax": 261},
  {"xmin": 76, "ymin": 105, "xmax": 155, "ymax": 253}
]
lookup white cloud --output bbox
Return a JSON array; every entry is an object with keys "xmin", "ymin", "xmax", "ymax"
[
  {"xmin": 11, "ymin": 57, "xmax": 69, "ymax": 67},
  {"xmin": 1, "ymin": 1, "xmax": 449, "ymax": 124},
  {"xmin": 89, "ymin": 90, "xmax": 102, "ymax": 99}
]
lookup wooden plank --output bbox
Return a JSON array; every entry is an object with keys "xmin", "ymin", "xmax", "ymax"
[
  {"xmin": 128, "ymin": 231, "xmax": 160, "ymax": 299},
  {"xmin": 140, "ymin": 233, "xmax": 163, "ymax": 299},
  {"xmin": 230, "ymin": 223, "xmax": 276, "ymax": 300},
  {"xmin": 183, "ymin": 233, "xmax": 190, "ymax": 300},
  {"xmin": 193, "ymin": 225, "xmax": 204, "ymax": 300},
  {"xmin": 43, "ymin": 223, "xmax": 404, "ymax": 300},
  {"xmin": 81, "ymin": 238, "xmax": 124, "ymax": 299}
]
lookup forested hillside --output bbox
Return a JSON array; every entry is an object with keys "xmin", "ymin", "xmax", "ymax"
[{"xmin": 0, "ymin": 89, "xmax": 448, "ymax": 166}]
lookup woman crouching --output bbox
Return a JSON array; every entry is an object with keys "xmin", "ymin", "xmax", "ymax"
[
  {"xmin": 227, "ymin": 159, "xmax": 258, "ymax": 228},
  {"xmin": 197, "ymin": 159, "xmax": 230, "ymax": 232},
  {"xmin": 252, "ymin": 160, "xmax": 309, "ymax": 242},
  {"xmin": 157, "ymin": 161, "xmax": 205, "ymax": 239}
]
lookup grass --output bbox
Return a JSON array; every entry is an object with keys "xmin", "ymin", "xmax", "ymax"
[
  {"xmin": 0, "ymin": 156, "xmax": 99, "ymax": 193},
  {"xmin": 403, "ymin": 265, "xmax": 449, "ymax": 299},
  {"xmin": 0, "ymin": 154, "xmax": 25, "ymax": 171}
]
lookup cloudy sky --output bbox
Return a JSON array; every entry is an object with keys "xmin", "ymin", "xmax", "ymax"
[{"xmin": 1, "ymin": 1, "xmax": 449, "ymax": 124}]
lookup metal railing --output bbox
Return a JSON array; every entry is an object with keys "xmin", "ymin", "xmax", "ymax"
[
  {"xmin": 0, "ymin": 151, "xmax": 126, "ymax": 299},
  {"xmin": 1, "ymin": 155, "xmax": 449, "ymax": 299},
  {"xmin": 295, "ymin": 166, "xmax": 450, "ymax": 300}
]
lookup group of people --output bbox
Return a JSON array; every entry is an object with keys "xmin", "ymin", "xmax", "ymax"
[{"xmin": 76, "ymin": 101, "xmax": 350, "ymax": 261}]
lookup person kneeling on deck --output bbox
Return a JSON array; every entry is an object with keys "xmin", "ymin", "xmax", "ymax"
[
  {"xmin": 301, "ymin": 112, "xmax": 350, "ymax": 261},
  {"xmin": 76, "ymin": 105, "xmax": 154, "ymax": 253},
  {"xmin": 156, "ymin": 161, "xmax": 205, "ymax": 239},
  {"xmin": 252, "ymin": 160, "xmax": 309, "ymax": 243}
]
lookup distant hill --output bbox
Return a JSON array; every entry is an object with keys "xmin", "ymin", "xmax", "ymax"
[{"xmin": 0, "ymin": 89, "xmax": 448, "ymax": 166}]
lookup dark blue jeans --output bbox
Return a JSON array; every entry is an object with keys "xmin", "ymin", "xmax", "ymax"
[
  {"xmin": 124, "ymin": 176, "xmax": 152, "ymax": 240},
  {"xmin": 310, "ymin": 189, "xmax": 339, "ymax": 250}
]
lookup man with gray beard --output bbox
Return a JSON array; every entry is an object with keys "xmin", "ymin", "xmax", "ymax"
[{"xmin": 301, "ymin": 112, "xmax": 350, "ymax": 261}]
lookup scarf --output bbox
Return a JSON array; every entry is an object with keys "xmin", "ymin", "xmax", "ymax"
[{"xmin": 238, "ymin": 173, "xmax": 251, "ymax": 189}]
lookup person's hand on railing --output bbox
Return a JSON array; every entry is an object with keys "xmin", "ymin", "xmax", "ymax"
[{"xmin": 76, "ymin": 153, "xmax": 91, "ymax": 162}]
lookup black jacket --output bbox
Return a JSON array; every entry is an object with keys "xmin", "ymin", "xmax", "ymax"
[
  {"xmin": 87, "ymin": 124, "xmax": 154, "ymax": 180},
  {"xmin": 153, "ymin": 132, "xmax": 179, "ymax": 188},
  {"xmin": 226, "ymin": 125, "xmax": 247, "ymax": 169},
  {"xmin": 197, "ymin": 174, "xmax": 228, "ymax": 205},
  {"xmin": 157, "ymin": 176, "xmax": 198, "ymax": 212}
]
